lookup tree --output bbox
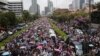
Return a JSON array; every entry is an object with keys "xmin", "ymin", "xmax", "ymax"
[
  {"xmin": 4, "ymin": 12, "xmax": 17, "ymax": 27},
  {"xmin": 0, "ymin": 13, "xmax": 9, "ymax": 28},
  {"xmin": 22, "ymin": 10, "xmax": 30, "ymax": 23},
  {"xmin": 96, "ymin": 2, "xmax": 100, "ymax": 10},
  {"xmin": 91, "ymin": 11, "xmax": 100, "ymax": 24}
]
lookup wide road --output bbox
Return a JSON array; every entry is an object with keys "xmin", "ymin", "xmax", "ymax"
[{"xmin": 2, "ymin": 17, "xmax": 75, "ymax": 56}]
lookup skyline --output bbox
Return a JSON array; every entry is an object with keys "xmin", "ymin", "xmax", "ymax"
[{"xmin": 8, "ymin": 0, "xmax": 100, "ymax": 12}]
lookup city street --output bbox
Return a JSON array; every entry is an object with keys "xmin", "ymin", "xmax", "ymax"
[{"xmin": 0, "ymin": 0, "xmax": 100, "ymax": 56}]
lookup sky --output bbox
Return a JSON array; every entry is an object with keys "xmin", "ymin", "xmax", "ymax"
[{"xmin": 8, "ymin": 0, "xmax": 100, "ymax": 12}]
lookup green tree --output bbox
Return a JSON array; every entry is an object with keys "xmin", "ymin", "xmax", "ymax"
[
  {"xmin": 0, "ymin": 13, "xmax": 9, "ymax": 28},
  {"xmin": 96, "ymin": 2, "xmax": 100, "ymax": 10},
  {"xmin": 5, "ymin": 12, "xmax": 17, "ymax": 27},
  {"xmin": 22, "ymin": 10, "xmax": 30, "ymax": 23}
]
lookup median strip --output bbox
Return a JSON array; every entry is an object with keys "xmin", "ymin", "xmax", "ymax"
[{"xmin": 49, "ymin": 19, "xmax": 68, "ymax": 41}]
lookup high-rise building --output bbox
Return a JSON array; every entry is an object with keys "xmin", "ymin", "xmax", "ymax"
[
  {"xmin": 45, "ymin": 0, "xmax": 53, "ymax": 15},
  {"xmin": 29, "ymin": 0, "xmax": 38, "ymax": 14},
  {"xmin": 80, "ymin": 0, "xmax": 85, "ymax": 9},
  {"xmin": 70, "ymin": 0, "xmax": 94, "ymax": 11},
  {"xmin": 69, "ymin": 4, "xmax": 73, "ymax": 11},
  {"xmin": 83, "ymin": 0, "xmax": 94, "ymax": 7},
  {"xmin": 0, "ymin": 0, "xmax": 8, "ymax": 12},
  {"xmin": 45, "ymin": 7, "xmax": 49, "ymax": 15},
  {"xmin": 37, "ymin": 4, "xmax": 40, "ymax": 15},
  {"xmin": 72, "ymin": 0, "xmax": 80, "ymax": 11},
  {"xmin": 8, "ymin": 2, "xmax": 23, "ymax": 16},
  {"xmin": 48, "ymin": 0, "xmax": 53, "ymax": 12}
]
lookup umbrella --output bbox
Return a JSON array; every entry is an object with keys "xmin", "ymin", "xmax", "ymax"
[
  {"xmin": 54, "ymin": 49, "xmax": 61, "ymax": 52},
  {"xmin": 89, "ymin": 44, "xmax": 94, "ymax": 47},
  {"xmin": 20, "ymin": 46, "xmax": 26, "ymax": 49},
  {"xmin": 37, "ymin": 46, "xmax": 43, "ymax": 49},
  {"xmin": 2, "ymin": 51, "xmax": 11, "ymax": 56},
  {"xmin": 29, "ymin": 41, "xmax": 34, "ymax": 44}
]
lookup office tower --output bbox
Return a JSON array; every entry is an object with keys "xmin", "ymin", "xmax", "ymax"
[
  {"xmin": 37, "ymin": 4, "xmax": 40, "ymax": 15},
  {"xmin": 45, "ymin": 7, "xmax": 49, "ymax": 15},
  {"xmin": 8, "ymin": 2, "xmax": 23, "ymax": 16},
  {"xmin": 72, "ymin": 0, "xmax": 80, "ymax": 11},
  {"xmin": 29, "ymin": 0, "xmax": 38, "ymax": 14},
  {"xmin": 80, "ymin": 0, "xmax": 85, "ymax": 9},
  {"xmin": 48, "ymin": 0, "xmax": 53, "ymax": 12},
  {"xmin": 84, "ymin": 0, "xmax": 94, "ymax": 7}
]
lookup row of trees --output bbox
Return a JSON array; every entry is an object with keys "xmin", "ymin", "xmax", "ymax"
[
  {"xmin": 50, "ymin": 10, "xmax": 88, "ymax": 23},
  {"xmin": 0, "ymin": 12, "xmax": 17, "ymax": 30},
  {"xmin": 0, "ymin": 10, "xmax": 39, "ymax": 30},
  {"xmin": 51, "ymin": 2, "xmax": 100, "ymax": 23},
  {"xmin": 91, "ymin": 2, "xmax": 100, "ymax": 24}
]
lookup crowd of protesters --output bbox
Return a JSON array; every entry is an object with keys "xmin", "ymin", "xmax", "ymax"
[
  {"xmin": 57, "ymin": 18, "xmax": 100, "ymax": 56},
  {"xmin": 1, "ymin": 17, "xmax": 100, "ymax": 56},
  {"xmin": 1, "ymin": 18, "xmax": 77, "ymax": 56}
]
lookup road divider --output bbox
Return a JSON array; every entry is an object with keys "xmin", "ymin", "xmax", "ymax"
[{"xmin": 49, "ymin": 19, "xmax": 68, "ymax": 41}]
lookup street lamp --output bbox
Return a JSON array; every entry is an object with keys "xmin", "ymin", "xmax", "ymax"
[{"xmin": 89, "ymin": 0, "xmax": 91, "ymax": 19}]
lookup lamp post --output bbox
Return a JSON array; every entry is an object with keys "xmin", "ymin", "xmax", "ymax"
[
  {"xmin": 89, "ymin": 0, "xmax": 92, "ymax": 28},
  {"xmin": 89, "ymin": 0, "xmax": 91, "ymax": 17}
]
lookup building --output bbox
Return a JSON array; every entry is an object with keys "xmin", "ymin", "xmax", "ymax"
[
  {"xmin": 54, "ymin": 9, "xmax": 69, "ymax": 14},
  {"xmin": 37, "ymin": 4, "xmax": 40, "ymax": 15},
  {"xmin": 44, "ymin": 0, "xmax": 53, "ymax": 15},
  {"xmin": 83, "ymin": 0, "xmax": 94, "ymax": 8},
  {"xmin": 8, "ymin": 2, "xmax": 23, "ymax": 16},
  {"xmin": 48, "ymin": 0, "xmax": 53, "ymax": 12},
  {"xmin": 69, "ymin": 4, "xmax": 73, "ymax": 11},
  {"xmin": 29, "ymin": 0, "xmax": 38, "ymax": 14},
  {"xmin": 72, "ymin": 0, "xmax": 80, "ymax": 11},
  {"xmin": 70, "ymin": 0, "xmax": 94, "ymax": 11},
  {"xmin": 80, "ymin": 0, "xmax": 85, "ymax": 9},
  {"xmin": 0, "ymin": 0, "xmax": 8, "ymax": 12},
  {"xmin": 45, "ymin": 7, "xmax": 49, "ymax": 15},
  {"xmin": 48, "ymin": 0, "xmax": 53, "ymax": 14}
]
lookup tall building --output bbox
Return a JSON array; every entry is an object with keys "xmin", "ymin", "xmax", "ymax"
[
  {"xmin": 48, "ymin": 0, "xmax": 53, "ymax": 12},
  {"xmin": 37, "ymin": 4, "xmax": 40, "ymax": 15},
  {"xmin": 83, "ymin": 0, "xmax": 94, "ymax": 7},
  {"xmin": 69, "ymin": 4, "xmax": 73, "ymax": 11},
  {"xmin": 80, "ymin": 0, "xmax": 85, "ymax": 9},
  {"xmin": 8, "ymin": 2, "xmax": 23, "ymax": 16},
  {"xmin": 29, "ymin": 0, "xmax": 38, "ymax": 14},
  {"xmin": 0, "ymin": 0, "xmax": 8, "ymax": 12},
  {"xmin": 70, "ymin": 0, "xmax": 94, "ymax": 11},
  {"xmin": 45, "ymin": 7, "xmax": 49, "ymax": 15},
  {"xmin": 44, "ymin": 0, "xmax": 53, "ymax": 15},
  {"xmin": 72, "ymin": 0, "xmax": 80, "ymax": 11}
]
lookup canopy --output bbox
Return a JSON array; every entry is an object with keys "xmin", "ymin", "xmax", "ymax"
[
  {"xmin": 50, "ymin": 33, "xmax": 56, "ymax": 37},
  {"xmin": 49, "ymin": 29, "xmax": 55, "ymax": 34},
  {"xmin": 2, "ymin": 51, "xmax": 11, "ymax": 56},
  {"xmin": 20, "ymin": 46, "xmax": 26, "ymax": 49}
]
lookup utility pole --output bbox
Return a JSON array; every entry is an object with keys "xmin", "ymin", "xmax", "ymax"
[
  {"xmin": 89, "ymin": 0, "xmax": 92, "ymax": 28},
  {"xmin": 89, "ymin": 0, "xmax": 91, "ymax": 19}
]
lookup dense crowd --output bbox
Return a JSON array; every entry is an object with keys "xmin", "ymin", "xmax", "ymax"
[
  {"xmin": 57, "ymin": 18, "xmax": 100, "ymax": 56},
  {"xmin": 1, "ymin": 17, "xmax": 100, "ymax": 56},
  {"xmin": 2, "ymin": 18, "xmax": 77, "ymax": 56}
]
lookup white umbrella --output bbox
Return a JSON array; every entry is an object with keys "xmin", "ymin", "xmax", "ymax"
[
  {"xmin": 2, "ymin": 51, "xmax": 11, "ymax": 56},
  {"xmin": 50, "ymin": 33, "xmax": 56, "ymax": 37},
  {"xmin": 89, "ymin": 44, "xmax": 94, "ymax": 47},
  {"xmin": 29, "ymin": 41, "xmax": 34, "ymax": 44},
  {"xmin": 20, "ymin": 46, "xmax": 26, "ymax": 49}
]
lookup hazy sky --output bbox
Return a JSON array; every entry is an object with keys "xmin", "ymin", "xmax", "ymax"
[{"xmin": 8, "ymin": 0, "xmax": 100, "ymax": 11}]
